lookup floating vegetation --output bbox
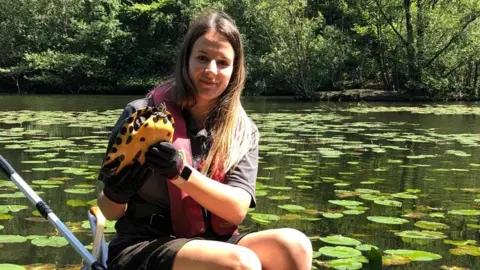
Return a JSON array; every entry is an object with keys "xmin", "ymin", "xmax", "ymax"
[
  {"xmin": 0, "ymin": 235, "xmax": 28, "ymax": 243},
  {"xmin": 395, "ymin": 230, "xmax": 447, "ymax": 240},
  {"xmin": 323, "ymin": 257, "xmax": 363, "ymax": 270},
  {"xmin": 2, "ymin": 103, "xmax": 480, "ymax": 269},
  {"xmin": 0, "ymin": 264, "xmax": 25, "ymax": 270},
  {"xmin": 392, "ymin": 193, "xmax": 419, "ymax": 200},
  {"xmin": 367, "ymin": 216, "xmax": 409, "ymax": 225},
  {"xmin": 319, "ymin": 235, "xmax": 362, "ymax": 246},
  {"xmin": 29, "ymin": 235, "xmax": 69, "ymax": 247},
  {"xmin": 249, "ymin": 213, "xmax": 281, "ymax": 225},
  {"xmin": 318, "ymin": 246, "xmax": 362, "ymax": 258},
  {"xmin": 323, "ymin": 213, "xmax": 344, "ymax": 219},
  {"xmin": 278, "ymin": 204, "xmax": 306, "ymax": 212},
  {"xmin": 328, "ymin": 200, "xmax": 364, "ymax": 207},
  {"xmin": 64, "ymin": 189, "xmax": 95, "ymax": 194},
  {"xmin": 373, "ymin": 199, "xmax": 402, "ymax": 208},
  {"xmin": 449, "ymin": 245, "xmax": 480, "ymax": 256},
  {"xmin": 444, "ymin": 240, "xmax": 477, "ymax": 246},
  {"xmin": 0, "ymin": 205, "xmax": 28, "ymax": 214},
  {"xmin": 414, "ymin": 221, "xmax": 449, "ymax": 230},
  {"xmin": 448, "ymin": 209, "xmax": 480, "ymax": 216},
  {"xmin": 384, "ymin": 249, "xmax": 442, "ymax": 261}
]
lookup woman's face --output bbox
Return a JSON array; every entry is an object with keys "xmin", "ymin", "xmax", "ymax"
[{"xmin": 188, "ymin": 31, "xmax": 235, "ymax": 106}]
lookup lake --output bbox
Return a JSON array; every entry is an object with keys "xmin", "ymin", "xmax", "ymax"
[{"xmin": 0, "ymin": 95, "xmax": 479, "ymax": 269}]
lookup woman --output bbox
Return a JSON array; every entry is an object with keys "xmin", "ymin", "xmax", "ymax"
[{"xmin": 97, "ymin": 11, "xmax": 312, "ymax": 270}]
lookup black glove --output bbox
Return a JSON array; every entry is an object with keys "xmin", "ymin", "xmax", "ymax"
[
  {"xmin": 100, "ymin": 158, "xmax": 153, "ymax": 204},
  {"xmin": 145, "ymin": 141, "xmax": 184, "ymax": 180}
]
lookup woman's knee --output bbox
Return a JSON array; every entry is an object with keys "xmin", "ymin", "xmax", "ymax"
[
  {"xmin": 173, "ymin": 240, "xmax": 261, "ymax": 270},
  {"xmin": 273, "ymin": 228, "xmax": 313, "ymax": 258},
  {"xmin": 228, "ymin": 246, "xmax": 262, "ymax": 270}
]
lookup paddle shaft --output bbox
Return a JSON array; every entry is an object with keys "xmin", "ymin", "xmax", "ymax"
[{"xmin": 0, "ymin": 155, "xmax": 106, "ymax": 270}]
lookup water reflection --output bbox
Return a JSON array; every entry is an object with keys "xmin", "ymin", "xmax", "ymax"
[{"xmin": 0, "ymin": 95, "xmax": 479, "ymax": 269}]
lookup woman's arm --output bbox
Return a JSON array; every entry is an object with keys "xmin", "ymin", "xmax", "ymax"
[
  {"xmin": 175, "ymin": 170, "xmax": 252, "ymax": 225},
  {"xmin": 174, "ymin": 141, "xmax": 259, "ymax": 225},
  {"xmin": 97, "ymin": 188, "xmax": 127, "ymax": 220},
  {"xmin": 96, "ymin": 99, "xmax": 150, "ymax": 221}
]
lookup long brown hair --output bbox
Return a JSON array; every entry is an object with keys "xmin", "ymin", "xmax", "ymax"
[{"xmin": 154, "ymin": 11, "xmax": 255, "ymax": 176}]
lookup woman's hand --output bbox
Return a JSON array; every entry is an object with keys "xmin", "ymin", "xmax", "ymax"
[
  {"xmin": 100, "ymin": 159, "xmax": 153, "ymax": 204},
  {"xmin": 145, "ymin": 142, "xmax": 184, "ymax": 180}
]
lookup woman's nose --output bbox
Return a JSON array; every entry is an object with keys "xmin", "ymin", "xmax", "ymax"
[{"xmin": 205, "ymin": 60, "xmax": 217, "ymax": 76}]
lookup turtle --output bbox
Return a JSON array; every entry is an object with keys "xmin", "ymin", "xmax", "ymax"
[{"xmin": 101, "ymin": 103, "xmax": 175, "ymax": 176}]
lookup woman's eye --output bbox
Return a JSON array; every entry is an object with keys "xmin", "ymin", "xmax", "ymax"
[
  {"xmin": 218, "ymin": 60, "xmax": 230, "ymax": 66},
  {"xmin": 197, "ymin": 55, "xmax": 208, "ymax": 61}
]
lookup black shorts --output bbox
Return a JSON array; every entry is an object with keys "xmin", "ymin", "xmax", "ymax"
[{"xmin": 106, "ymin": 232, "xmax": 251, "ymax": 270}]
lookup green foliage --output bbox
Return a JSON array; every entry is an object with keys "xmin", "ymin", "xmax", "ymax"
[{"xmin": 0, "ymin": 0, "xmax": 479, "ymax": 98}]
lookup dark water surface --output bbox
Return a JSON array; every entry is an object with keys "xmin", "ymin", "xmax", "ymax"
[{"xmin": 0, "ymin": 95, "xmax": 479, "ymax": 269}]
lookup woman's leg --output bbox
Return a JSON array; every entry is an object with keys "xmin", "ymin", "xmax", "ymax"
[
  {"xmin": 172, "ymin": 239, "xmax": 262, "ymax": 270},
  {"xmin": 236, "ymin": 228, "xmax": 313, "ymax": 270}
]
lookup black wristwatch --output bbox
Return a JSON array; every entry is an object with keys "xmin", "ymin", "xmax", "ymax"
[{"xmin": 180, "ymin": 165, "xmax": 193, "ymax": 181}]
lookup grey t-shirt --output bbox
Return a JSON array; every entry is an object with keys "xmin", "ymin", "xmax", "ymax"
[{"xmin": 99, "ymin": 97, "xmax": 258, "ymax": 222}]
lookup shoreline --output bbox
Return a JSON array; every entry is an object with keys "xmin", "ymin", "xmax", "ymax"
[
  {"xmin": 1, "ymin": 87, "xmax": 479, "ymax": 102},
  {"xmin": 314, "ymin": 89, "xmax": 479, "ymax": 102}
]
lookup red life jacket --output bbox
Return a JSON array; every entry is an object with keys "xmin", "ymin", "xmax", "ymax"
[{"xmin": 151, "ymin": 83, "xmax": 239, "ymax": 238}]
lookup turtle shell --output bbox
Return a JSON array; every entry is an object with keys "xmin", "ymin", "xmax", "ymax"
[{"xmin": 101, "ymin": 103, "xmax": 175, "ymax": 175}]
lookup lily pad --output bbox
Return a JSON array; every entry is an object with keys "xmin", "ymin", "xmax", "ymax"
[
  {"xmin": 343, "ymin": 210, "xmax": 364, "ymax": 215},
  {"xmin": 449, "ymin": 245, "xmax": 480, "ymax": 256},
  {"xmin": 355, "ymin": 244, "xmax": 379, "ymax": 251},
  {"xmin": 249, "ymin": 213, "xmax": 281, "ymax": 224},
  {"xmin": 320, "ymin": 235, "xmax": 362, "ymax": 246},
  {"xmin": 0, "ymin": 235, "xmax": 28, "ymax": 243},
  {"xmin": 392, "ymin": 193, "xmax": 419, "ymax": 200},
  {"xmin": 0, "ymin": 205, "xmax": 28, "ymax": 214},
  {"xmin": 32, "ymin": 180, "xmax": 64, "ymax": 185},
  {"xmin": 267, "ymin": 195, "xmax": 291, "ymax": 200},
  {"xmin": 414, "ymin": 221, "xmax": 449, "ymax": 230},
  {"xmin": 429, "ymin": 212, "xmax": 445, "ymax": 218},
  {"xmin": 382, "ymin": 254, "xmax": 411, "ymax": 266},
  {"xmin": 277, "ymin": 204, "xmax": 306, "ymax": 212},
  {"xmin": 373, "ymin": 199, "xmax": 402, "ymax": 207},
  {"xmin": 328, "ymin": 200, "xmax": 364, "ymax": 207},
  {"xmin": 0, "ymin": 192, "xmax": 26, "ymax": 198},
  {"xmin": 323, "ymin": 213, "xmax": 343, "ymax": 219},
  {"xmin": 444, "ymin": 240, "xmax": 477, "ymax": 246},
  {"xmin": 327, "ymin": 258, "xmax": 363, "ymax": 269},
  {"xmin": 384, "ymin": 249, "xmax": 442, "ymax": 261},
  {"xmin": 318, "ymin": 246, "xmax": 362, "ymax": 258},
  {"xmin": 448, "ymin": 209, "xmax": 480, "ymax": 216},
  {"xmin": 64, "ymin": 189, "xmax": 95, "ymax": 194},
  {"xmin": 30, "ymin": 236, "xmax": 69, "ymax": 247},
  {"xmin": 367, "ymin": 216, "xmax": 409, "ymax": 225},
  {"xmin": 395, "ymin": 230, "xmax": 447, "ymax": 240},
  {"xmin": 0, "ymin": 264, "xmax": 25, "ymax": 270},
  {"xmin": 66, "ymin": 200, "xmax": 88, "ymax": 207}
]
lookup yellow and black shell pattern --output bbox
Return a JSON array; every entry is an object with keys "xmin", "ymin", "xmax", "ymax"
[{"xmin": 101, "ymin": 103, "xmax": 175, "ymax": 175}]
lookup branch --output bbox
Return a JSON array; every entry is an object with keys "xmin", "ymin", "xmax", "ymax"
[
  {"xmin": 442, "ymin": 60, "xmax": 467, "ymax": 78},
  {"xmin": 423, "ymin": 11, "xmax": 480, "ymax": 68},
  {"xmin": 373, "ymin": 0, "xmax": 408, "ymax": 47}
]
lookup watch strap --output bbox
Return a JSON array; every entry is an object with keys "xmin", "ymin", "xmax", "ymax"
[{"xmin": 180, "ymin": 165, "xmax": 193, "ymax": 181}]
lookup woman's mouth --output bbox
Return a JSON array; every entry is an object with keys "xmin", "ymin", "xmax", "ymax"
[{"xmin": 199, "ymin": 79, "xmax": 216, "ymax": 86}]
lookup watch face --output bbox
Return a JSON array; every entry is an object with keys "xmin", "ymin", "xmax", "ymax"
[{"xmin": 180, "ymin": 165, "xmax": 192, "ymax": 181}]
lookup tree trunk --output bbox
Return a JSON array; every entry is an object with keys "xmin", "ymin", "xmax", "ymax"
[
  {"xmin": 465, "ymin": 61, "xmax": 473, "ymax": 92},
  {"xmin": 474, "ymin": 62, "xmax": 479, "ymax": 97},
  {"xmin": 374, "ymin": 24, "xmax": 392, "ymax": 90},
  {"xmin": 393, "ymin": 59, "xmax": 400, "ymax": 92},
  {"xmin": 416, "ymin": 0, "xmax": 425, "ymax": 67},
  {"xmin": 404, "ymin": 0, "xmax": 420, "ymax": 87}
]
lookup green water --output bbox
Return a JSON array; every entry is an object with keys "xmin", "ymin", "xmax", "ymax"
[{"xmin": 0, "ymin": 95, "xmax": 479, "ymax": 269}]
